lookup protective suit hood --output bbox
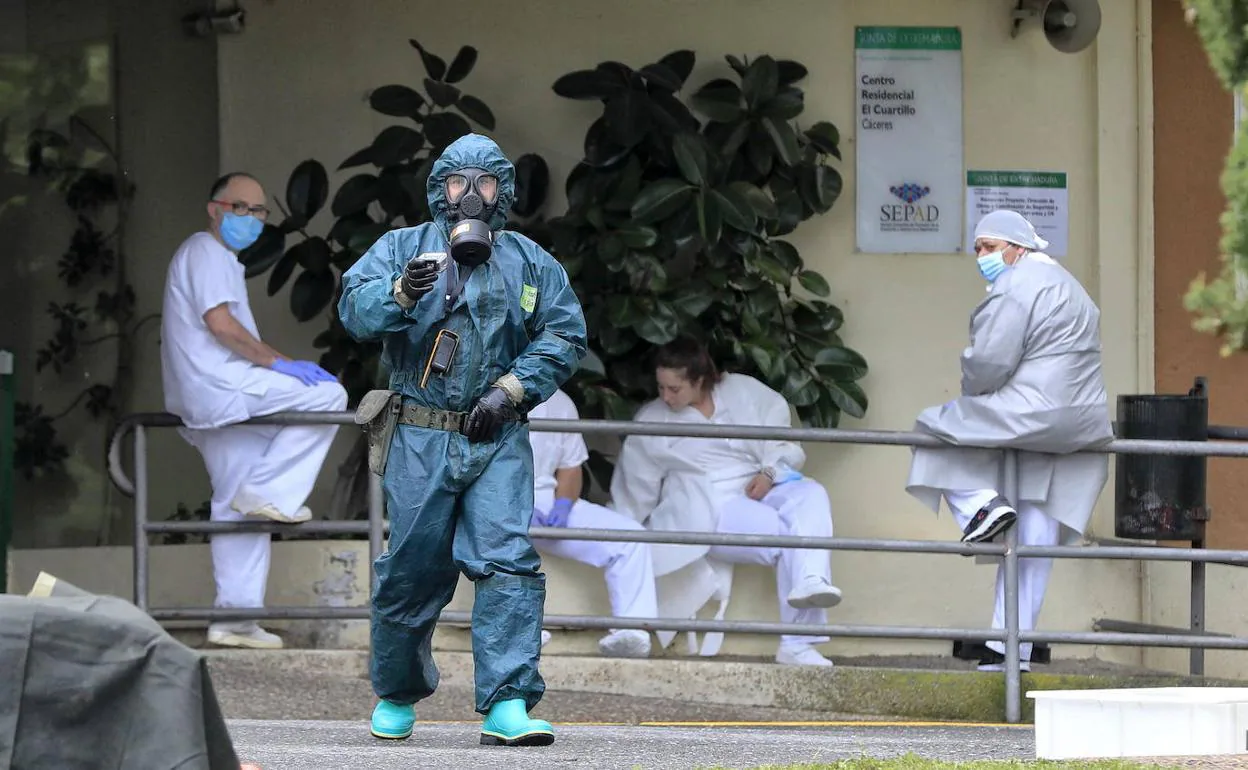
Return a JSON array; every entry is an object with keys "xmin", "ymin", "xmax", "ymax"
[{"xmin": 427, "ymin": 133, "xmax": 516, "ymax": 235}]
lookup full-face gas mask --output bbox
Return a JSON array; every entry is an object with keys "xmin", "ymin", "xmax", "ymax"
[{"xmin": 444, "ymin": 167, "xmax": 499, "ymax": 267}]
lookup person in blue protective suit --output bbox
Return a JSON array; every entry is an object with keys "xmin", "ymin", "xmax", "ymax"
[{"xmin": 337, "ymin": 133, "xmax": 587, "ymax": 747}]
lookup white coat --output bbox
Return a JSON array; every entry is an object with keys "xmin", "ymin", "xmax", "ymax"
[
  {"xmin": 610, "ymin": 373, "xmax": 809, "ymax": 651},
  {"xmin": 905, "ymin": 252, "xmax": 1114, "ymax": 542}
]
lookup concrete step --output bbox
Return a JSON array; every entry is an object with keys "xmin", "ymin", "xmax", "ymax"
[{"xmin": 198, "ymin": 647, "xmax": 1245, "ymax": 724}]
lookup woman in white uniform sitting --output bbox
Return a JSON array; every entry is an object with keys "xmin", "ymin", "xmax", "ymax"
[
  {"xmin": 611, "ymin": 336, "xmax": 843, "ymax": 667},
  {"xmin": 529, "ymin": 389, "xmax": 659, "ymax": 658}
]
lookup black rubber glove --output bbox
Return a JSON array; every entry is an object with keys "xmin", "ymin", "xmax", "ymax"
[
  {"xmin": 463, "ymin": 386, "xmax": 516, "ymax": 443},
  {"xmin": 400, "ymin": 258, "xmax": 439, "ymax": 303}
]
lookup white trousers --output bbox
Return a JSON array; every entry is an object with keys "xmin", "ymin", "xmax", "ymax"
[
  {"xmin": 532, "ymin": 498, "xmax": 658, "ymax": 620},
  {"xmin": 945, "ymin": 488, "xmax": 1062, "ymax": 661},
  {"xmin": 709, "ymin": 479, "xmax": 835, "ymax": 648},
  {"xmin": 183, "ymin": 371, "xmax": 347, "ymax": 610}
]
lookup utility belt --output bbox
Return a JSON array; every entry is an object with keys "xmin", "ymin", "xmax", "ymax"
[{"xmin": 354, "ymin": 390, "xmax": 523, "ymax": 476}]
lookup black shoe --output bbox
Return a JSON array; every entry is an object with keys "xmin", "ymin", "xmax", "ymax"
[
  {"xmin": 960, "ymin": 496, "xmax": 1018, "ymax": 543},
  {"xmin": 976, "ymin": 649, "xmax": 1031, "ymax": 672}
]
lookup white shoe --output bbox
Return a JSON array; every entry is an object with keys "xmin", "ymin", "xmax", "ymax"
[
  {"xmin": 598, "ymin": 629, "xmax": 651, "ymax": 658},
  {"xmin": 207, "ymin": 622, "xmax": 284, "ymax": 649},
  {"xmin": 540, "ymin": 630, "xmax": 552, "ymax": 647},
  {"xmin": 776, "ymin": 644, "xmax": 833, "ymax": 667},
  {"xmin": 787, "ymin": 576, "xmax": 843, "ymax": 609},
  {"xmin": 230, "ymin": 489, "xmax": 312, "ymax": 523}
]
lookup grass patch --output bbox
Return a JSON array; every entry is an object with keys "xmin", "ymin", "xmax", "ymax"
[{"xmin": 720, "ymin": 758, "xmax": 1153, "ymax": 770}]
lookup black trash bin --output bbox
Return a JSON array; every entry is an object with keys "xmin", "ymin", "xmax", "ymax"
[{"xmin": 1114, "ymin": 379, "xmax": 1209, "ymax": 541}]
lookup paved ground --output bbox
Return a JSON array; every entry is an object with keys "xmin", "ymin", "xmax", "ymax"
[{"xmin": 227, "ymin": 720, "xmax": 1037, "ymax": 770}]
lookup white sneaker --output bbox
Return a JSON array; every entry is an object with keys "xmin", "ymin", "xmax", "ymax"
[
  {"xmin": 776, "ymin": 644, "xmax": 833, "ymax": 667},
  {"xmin": 207, "ymin": 622, "xmax": 284, "ymax": 649},
  {"xmin": 787, "ymin": 576, "xmax": 843, "ymax": 609},
  {"xmin": 230, "ymin": 489, "xmax": 312, "ymax": 523},
  {"xmin": 598, "ymin": 629, "xmax": 651, "ymax": 658},
  {"xmin": 540, "ymin": 629, "xmax": 552, "ymax": 647}
]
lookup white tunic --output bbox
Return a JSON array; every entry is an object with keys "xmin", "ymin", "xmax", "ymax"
[{"xmin": 160, "ymin": 231, "xmax": 263, "ymax": 430}]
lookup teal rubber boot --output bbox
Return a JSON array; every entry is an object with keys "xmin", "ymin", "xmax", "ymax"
[
  {"xmin": 370, "ymin": 700, "xmax": 415, "ymax": 740},
  {"xmin": 479, "ymin": 698, "xmax": 554, "ymax": 746}
]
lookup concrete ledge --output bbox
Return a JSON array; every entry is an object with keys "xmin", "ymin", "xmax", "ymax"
[{"xmin": 199, "ymin": 648, "xmax": 1245, "ymax": 724}]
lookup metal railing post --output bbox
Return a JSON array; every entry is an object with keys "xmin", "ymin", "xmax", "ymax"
[
  {"xmin": 132, "ymin": 425, "xmax": 149, "ymax": 611},
  {"xmin": 0, "ymin": 350, "xmax": 13, "ymax": 594},
  {"xmin": 1002, "ymin": 449, "xmax": 1022, "ymax": 724},
  {"xmin": 367, "ymin": 473, "xmax": 384, "ymax": 595}
]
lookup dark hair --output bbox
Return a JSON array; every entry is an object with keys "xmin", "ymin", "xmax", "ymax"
[
  {"xmin": 209, "ymin": 172, "xmax": 260, "ymax": 200},
  {"xmin": 654, "ymin": 335, "xmax": 722, "ymax": 391}
]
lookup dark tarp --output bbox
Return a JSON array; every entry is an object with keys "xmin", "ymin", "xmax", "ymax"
[{"xmin": 0, "ymin": 572, "xmax": 239, "ymax": 769}]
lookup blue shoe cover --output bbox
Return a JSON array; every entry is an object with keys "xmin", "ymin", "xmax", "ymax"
[
  {"xmin": 479, "ymin": 698, "xmax": 554, "ymax": 746},
  {"xmin": 370, "ymin": 700, "xmax": 414, "ymax": 740}
]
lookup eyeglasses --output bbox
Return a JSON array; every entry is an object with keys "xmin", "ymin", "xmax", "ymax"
[{"xmin": 212, "ymin": 199, "xmax": 271, "ymax": 220}]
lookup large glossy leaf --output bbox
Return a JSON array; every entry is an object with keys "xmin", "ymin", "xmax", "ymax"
[
  {"xmin": 777, "ymin": 60, "xmax": 809, "ymax": 86},
  {"xmin": 369, "ymin": 85, "xmax": 425, "ymax": 118},
  {"xmin": 634, "ymin": 301, "xmax": 681, "ymax": 344},
  {"xmin": 816, "ymin": 165, "xmax": 843, "ymax": 211},
  {"xmin": 672, "ymin": 132, "xmax": 709, "ymax": 186},
  {"xmin": 327, "ymin": 212, "xmax": 374, "ymax": 248},
  {"xmin": 583, "ymin": 118, "xmax": 632, "ymax": 168},
  {"xmin": 742, "ymin": 55, "xmax": 780, "ymax": 111},
  {"xmin": 805, "ymin": 121, "xmax": 841, "ymax": 158},
  {"xmin": 337, "ymin": 146, "xmax": 375, "ymax": 171},
  {"xmin": 512, "ymin": 153, "xmax": 549, "ymax": 218},
  {"xmin": 761, "ymin": 87, "xmax": 805, "ymax": 120},
  {"xmin": 456, "ymin": 95, "xmax": 495, "ymax": 130},
  {"xmin": 825, "ymin": 380, "xmax": 868, "ymax": 418},
  {"xmin": 770, "ymin": 240, "xmax": 801, "ymax": 272},
  {"xmin": 712, "ymin": 187, "xmax": 754, "ymax": 232},
  {"xmin": 604, "ymin": 88, "xmax": 651, "ymax": 146},
  {"xmin": 377, "ymin": 167, "xmax": 413, "ymax": 220},
  {"xmin": 798, "ymin": 269, "xmax": 831, "ymax": 297},
  {"xmin": 580, "ymin": 347, "xmax": 607, "ymax": 377},
  {"xmin": 291, "ymin": 236, "xmax": 331, "ymax": 272},
  {"xmin": 331, "ymin": 174, "xmax": 380, "ymax": 217},
  {"xmin": 745, "ymin": 343, "xmax": 772, "ymax": 375},
  {"xmin": 266, "ymin": 247, "xmax": 299, "ymax": 296},
  {"xmin": 669, "ymin": 286, "xmax": 714, "ymax": 318},
  {"xmin": 640, "ymin": 62, "xmax": 683, "ymax": 92},
  {"xmin": 409, "ymin": 39, "xmax": 447, "ymax": 81},
  {"xmin": 615, "ymin": 225, "xmax": 658, "ymax": 249},
  {"xmin": 729, "ymin": 181, "xmax": 779, "ymax": 219},
  {"xmin": 696, "ymin": 190, "xmax": 723, "ymax": 244},
  {"xmin": 290, "ymin": 268, "xmax": 336, "ymax": 322},
  {"xmin": 691, "ymin": 78, "xmax": 745, "ymax": 122},
  {"xmin": 553, "ymin": 68, "xmax": 626, "ymax": 100},
  {"xmin": 240, "ymin": 224, "xmax": 287, "ymax": 277},
  {"xmin": 631, "ymin": 179, "xmax": 693, "ymax": 223},
  {"xmin": 659, "ymin": 50, "xmax": 696, "ymax": 87},
  {"xmin": 814, "ymin": 345, "xmax": 868, "ymax": 378},
  {"xmin": 444, "ymin": 46, "xmax": 478, "ymax": 84},
  {"xmin": 284, "ymin": 160, "xmax": 328, "ymax": 222},
  {"xmin": 370, "ymin": 126, "xmax": 424, "ymax": 167},
  {"xmin": 425, "ymin": 78, "xmax": 461, "ymax": 107},
  {"xmin": 347, "ymin": 222, "xmax": 392, "ymax": 255},
  {"xmin": 761, "ymin": 116, "xmax": 801, "ymax": 166},
  {"xmin": 423, "ymin": 112, "xmax": 472, "ymax": 149}
]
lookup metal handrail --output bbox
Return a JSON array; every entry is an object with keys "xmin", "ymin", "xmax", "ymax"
[{"xmin": 105, "ymin": 410, "xmax": 1248, "ymax": 725}]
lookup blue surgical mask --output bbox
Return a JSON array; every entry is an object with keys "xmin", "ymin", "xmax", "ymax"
[
  {"xmin": 219, "ymin": 212, "xmax": 264, "ymax": 251},
  {"xmin": 976, "ymin": 250, "xmax": 1007, "ymax": 283}
]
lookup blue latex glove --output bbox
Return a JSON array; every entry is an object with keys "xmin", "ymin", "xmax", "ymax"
[
  {"xmin": 271, "ymin": 359, "xmax": 337, "ymax": 386},
  {"xmin": 544, "ymin": 498, "xmax": 575, "ymax": 528}
]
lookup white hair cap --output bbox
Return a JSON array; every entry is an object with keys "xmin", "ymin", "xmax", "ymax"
[{"xmin": 973, "ymin": 209, "xmax": 1049, "ymax": 251}]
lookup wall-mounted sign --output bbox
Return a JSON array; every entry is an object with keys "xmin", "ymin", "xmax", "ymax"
[
  {"xmin": 965, "ymin": 170, "xmax": 1069, "ymax": 258},
  {"xmin": 854, "ymin": 25, "xmax": 964, "ymax": 254}
]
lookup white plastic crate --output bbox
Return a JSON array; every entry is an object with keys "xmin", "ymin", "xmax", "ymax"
[{"xmin": 1028, "ymin": 687, "xmax": 1248, "ymax": 759}]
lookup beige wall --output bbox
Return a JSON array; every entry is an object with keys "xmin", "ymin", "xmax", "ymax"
[{"xmin": 200, "ymin": 0, "xmax": 1152, "ymax": 664}]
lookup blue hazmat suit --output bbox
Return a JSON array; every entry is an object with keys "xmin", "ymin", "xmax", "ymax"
[{"xmin": 337, "ymin": 133, "xmax": 588, "ymax": 715}]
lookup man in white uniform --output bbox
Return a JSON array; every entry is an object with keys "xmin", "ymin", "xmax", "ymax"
[
  {"xmin": 905, "ymin": 209, "xmax": 1112, "ymax": 671},
  {"xmin": 529, "ymin": 389, "xmax": 657, "ymax": 658},
  {"xmin": 160, "ymin": 172, "xmax": 348, "ymax": 650}
]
